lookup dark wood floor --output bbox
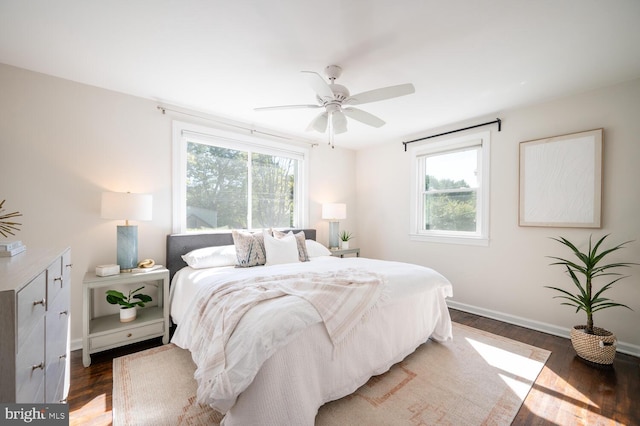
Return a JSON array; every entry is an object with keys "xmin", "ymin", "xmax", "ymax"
[{"xmin": 68, "ymin": 309, "xmax": 639, "ymax": 425}]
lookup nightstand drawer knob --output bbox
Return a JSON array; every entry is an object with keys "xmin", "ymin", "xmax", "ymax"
[
  {"xmin": 127, "ymin": 333, "xmax": 133, "ymax": 338},
  {"xmin": 59, "ymin": 310, "xmax": 68, "ymax": 316},
  {"xmin": 33, "ymin": 298, "xmax": 46, "ymax": 306},
  {"xmin": 32, "ymin": 362, "xmax": 44, "ymax": 371},
  {"xmin": 59, "ymin": 354, "xmax": 67, "ymax": 360}
]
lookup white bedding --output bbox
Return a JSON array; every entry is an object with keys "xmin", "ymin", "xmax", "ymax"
[{"xmin": 170, "ymin": 256, "xmax": 453, "ymax": 425}]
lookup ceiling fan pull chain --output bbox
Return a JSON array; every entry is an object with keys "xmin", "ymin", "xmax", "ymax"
[{"xmin": 328, "ymin": 111, "xmax": 335, "ymax": 148}]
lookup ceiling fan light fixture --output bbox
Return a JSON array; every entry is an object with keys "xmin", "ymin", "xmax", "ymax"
[{"xmin": 255, "ymin": 64, "xmax": 415, "ymax": 147}]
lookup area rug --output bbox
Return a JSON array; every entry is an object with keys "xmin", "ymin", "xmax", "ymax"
[{"xmin": 112, "ymin": 323, "xmax": 550, "ymax": 425}]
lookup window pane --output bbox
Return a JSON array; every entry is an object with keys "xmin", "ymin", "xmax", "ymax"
[
  {"xmin": 186, "ymin": 142, "xmax": 248, "ymax": 231},
  {"xmin": 424, "ymin": 190, "xmax": 477, "ymax": 231},
  {"xmin": 422, "ymin": 147, "xmax": 479, "ymax": 232},
  {"xmin": 252, "ymin": 153, "xmax": 297, "ymax": 228},
  {"xmin": 424, "ymin": 148, "xmax": 479, "ymax": 190}
]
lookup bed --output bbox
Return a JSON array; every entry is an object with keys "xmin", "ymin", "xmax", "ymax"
[{"xmin": 166, "ymin": 229, "xmax": 453, "ymax": 425}]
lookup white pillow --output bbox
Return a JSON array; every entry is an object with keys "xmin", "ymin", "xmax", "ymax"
[
  {"xmin": 305, "ymin": 239, "xmax": 332, "ymax": 257},
  {"xmin": 263, "ymin": 231, "xmax": 300, "ymax": 266},
  {"xmin": 181, "ymin": 245, "xmax": 237, "ymax": 269}
]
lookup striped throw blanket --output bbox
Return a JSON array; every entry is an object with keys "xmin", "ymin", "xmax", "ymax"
[{"xmin": 183, "ymin": 268, "xmax": 384, "ymax": 408}]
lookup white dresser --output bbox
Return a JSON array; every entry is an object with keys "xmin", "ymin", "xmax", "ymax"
[{"xmin": 0, "ymin": 247, "xmax": 71, "ymax": 403}]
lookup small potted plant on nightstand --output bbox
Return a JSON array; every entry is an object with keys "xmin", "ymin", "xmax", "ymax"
[
  {"xmin": 545, "ymin": 234, "xmax": 636, "ymax": 365},
  {"xmin": 106, "ymin": 286, "xmax": 153, "ymax": 323},
  {"xmin": 339, "ymin": 230, "xmax": 353, "ymax": 249}
]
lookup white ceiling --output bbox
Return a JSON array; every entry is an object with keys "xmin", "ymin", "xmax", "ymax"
[{"xmin": 1, "ymin": 0, "xmax": 640, "ymax": 150}]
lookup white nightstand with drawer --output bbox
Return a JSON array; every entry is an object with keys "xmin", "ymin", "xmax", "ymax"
[{"xmin": 82, "ymin": 268, "xmax": 170, "ymax": 367}]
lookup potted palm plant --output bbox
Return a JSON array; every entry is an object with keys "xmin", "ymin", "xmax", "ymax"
[
  {"xmin": 106, "ymin": 286, "xmax": 153, "ymax": 323},
  {"xmin": 545, "ymin": 234, "xmax": 635, "ymax": 365}
]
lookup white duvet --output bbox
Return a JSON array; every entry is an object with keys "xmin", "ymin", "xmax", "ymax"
[{"xmin": 170, "ymin": 256, "xmax": 453, "ymax": 425}]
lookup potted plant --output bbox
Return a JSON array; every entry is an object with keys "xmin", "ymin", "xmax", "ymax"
[
  {"xmin": 339, "ymin": 230, "xmax": 353, "ymax": 249},
  {"xmin": 106, "ymin": 286, "xmax": 153, "ymax": 323},
  {"xmin": 545, "ymin": 234, "xmax": 635, "ymax": 365}
]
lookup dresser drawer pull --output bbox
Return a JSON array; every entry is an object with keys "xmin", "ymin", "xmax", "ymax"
[
  {"xmin": 59, "ymin": 354, "xmax": 67, "ymax": 360},
  {"xmin": 33, "ymin": 298, "xmax": 46, "ymax": 306},
  {"xmin": 66, "ymin": 263, "xmax": 73, "ymax": 269},
  {"xmin": 54, "ymin": 277, "xmax": 63, "ymax": 287},
  {"xmin": 32, "ymin": 362, "xmax": 44, "ymax": 371},
  {"xmin": 127, "ymin": 333, "xmax": 133, "ymax": 338},
  {"xmin": 59, "ymin": 310, "xmax": 69, "ymax": 316}
]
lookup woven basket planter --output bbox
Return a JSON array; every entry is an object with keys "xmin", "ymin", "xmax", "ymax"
[{"xmin": 570, "ymin": 325, "xmax": 617, "ymax": 365}]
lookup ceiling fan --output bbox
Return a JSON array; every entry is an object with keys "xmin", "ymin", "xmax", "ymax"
[{"xmin": 255, "ymin": 65, "xmax": 415, "ymax": 147}]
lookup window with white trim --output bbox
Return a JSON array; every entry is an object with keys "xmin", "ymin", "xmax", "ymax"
[
  {"xmin": 172, "ymin": 121, "xmax": 309, "ymax": 233},
  {"xmin": 410, "ymin": 131, "xmax": 490, "ymax": 245}
]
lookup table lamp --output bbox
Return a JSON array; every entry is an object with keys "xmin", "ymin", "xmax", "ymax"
[
  {"xmin": 322, "ymin": 203, "xmax": 346, "ymax": 249},
  {"xmin": 101, "ymin": 192, "xmax": 152, "ymax": 271}
]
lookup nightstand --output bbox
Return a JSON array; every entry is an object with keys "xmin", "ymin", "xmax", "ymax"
[
  {"xmin": 82, "ymin": 268, "xmax": 170, "ymax": 367},
  {"xmin": 330, "ymin": 247, "xmax": 360, "ymax": 258}
]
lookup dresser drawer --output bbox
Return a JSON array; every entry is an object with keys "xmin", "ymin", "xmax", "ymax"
[
  {"xmin": 17, "ymin": 272, "xmax": 46, "ymax": 350},
  {"xmin": 45, "ymin": 337, "xmax": 68, "ymax": 404},
  {"xmin": 16, "ymin": 316, "xmax": 45, "ymax": 403},
  {"xmin": 47, "ymin": 256, "xmax": 65, "ymax": 309},
  {"xmin": 46, "ymin": 304, "xmax": 70, "ymax": 354},
  {"xmin": 90, "ymin": 321, "xmax": 164, "ymax": 351}
]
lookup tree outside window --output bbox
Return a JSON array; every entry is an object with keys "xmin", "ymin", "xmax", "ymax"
[{"xmin": 186, "ymin": 142, "xmax": 299, "ymax": 231}]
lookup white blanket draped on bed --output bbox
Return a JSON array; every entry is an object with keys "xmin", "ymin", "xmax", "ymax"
[
  {"xmin": 178, "ymin": 268, "xmax": 384, "ymax": 407},
  {"xmin": 171, "ymin": 257, "xmax": 453, "ymax": 424}
]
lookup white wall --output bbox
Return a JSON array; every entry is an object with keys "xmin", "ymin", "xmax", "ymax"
[
  {"xmin": 356, "ymin": 78, "xmax": 640, "ymax": 354},
  {"xmin": 0, "ymin": 63, "xmax": 357, "ymax": 346}
]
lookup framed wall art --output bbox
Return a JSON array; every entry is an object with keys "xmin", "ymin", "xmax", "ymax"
[{"xmin": 519, "ymin": 128, "xmax": 603, "ymax": 228}]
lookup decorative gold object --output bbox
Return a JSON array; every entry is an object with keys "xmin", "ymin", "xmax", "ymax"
[{"xmin": 0, "ymin": 200, "xmax": 22, "ymax": 238}]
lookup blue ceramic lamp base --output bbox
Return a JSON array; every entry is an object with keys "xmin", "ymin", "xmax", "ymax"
[
  {"xmin": 117, "ymin": 225, "xmax": 138, "ymax": 271},
  {"xmin": 328, "ymin": 221, "xmax": 340, "ymax": 249}
]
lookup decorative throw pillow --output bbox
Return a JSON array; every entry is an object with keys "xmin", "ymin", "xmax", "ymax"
[
  {"xmin": 273, "ymin": 230, "xmax": 309, "ymax": 262},
  {"xmin": 181, "ymin": 245, "xmax": 237, "ymax": 269},
  {"xmin": 305, "ymin": 239, "xmax": 332, "ymax": 257},
  {"xmin": 263, "ymin": 231, "xmax": 300, "ymax": 266},
  {"xmin": 232, "ymin": 230, "xmax": 267, "ymax": 267}
]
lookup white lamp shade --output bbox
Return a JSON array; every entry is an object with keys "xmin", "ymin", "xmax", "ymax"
[
  {"xmin": 101, "ymin": 192, "xmax": 153, "ymax": 221},
  {"xmin": 322, "ymin": 203, "xmax": 347, "ymax": 220}
]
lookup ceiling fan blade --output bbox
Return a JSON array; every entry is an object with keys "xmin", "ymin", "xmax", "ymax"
[
  {"xmin": 332, "ymin": 110, "xmax": 348, "ymax": 134},
  {"xmin": 254, "ymin": 104, "xmax": 321, "ymax": 111},
  {"xmin": 344, "ymin": 83, "xmax": 415, "ymax": 105},
  {"xmin": 306, "ymin": 111, "xmax": 328, "ymax": 133},
  {"xmin": 343, "ymin": 107, "xmax": 386, "ymax": 128},
  {"xmin": 301, "ymin": 71, "xmax": 335, "ymax": 101}
]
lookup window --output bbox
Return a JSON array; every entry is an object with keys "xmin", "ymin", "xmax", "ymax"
[
  {"xmin": 172, "ymin": 121, "xmax": 308, "ymax": 233},
  {"xmin": 410, "ymin": 131, "xmax": 490, "ymax": 245}
]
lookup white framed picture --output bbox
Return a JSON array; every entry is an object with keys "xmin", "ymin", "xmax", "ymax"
[{"xmin": 519, "ymin": 128, "xmax": 603, "ymax": 228}]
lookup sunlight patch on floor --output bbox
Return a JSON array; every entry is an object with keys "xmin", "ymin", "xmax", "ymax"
[
  {"xmin": 69, "ymin": 393, "xmax": 109, "ymax": 426},
  {"xmin": 466, "ymin": 337, "xmax": 546, "ymax": 399},
  {"xmin": 465, "ymin": 336, "xmax": 609, "ymax": 424},
  {"xmin": 522, "ymin": 366, "xmax": 608, "ymax": 424},
  {"xmin": 466, "ymin": 337, "xmax": 544, "ymax": 381}
]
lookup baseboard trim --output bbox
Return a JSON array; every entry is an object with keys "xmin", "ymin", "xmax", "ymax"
[
  {"xmin": 71, "ymin": 338, "xmax": 82, "ymax": 352},
  {"xmin": 446, "ymin": 300, "xmax": 640, "ymax": 358}
]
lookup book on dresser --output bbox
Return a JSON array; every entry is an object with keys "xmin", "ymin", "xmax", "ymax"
[
  {"xmin": 0, "ymin": 240, "xmax": 23, "ymax": 251},
  {"xmin": 0, "ymin": 244, "xmax": 27, "ymax": 257}
]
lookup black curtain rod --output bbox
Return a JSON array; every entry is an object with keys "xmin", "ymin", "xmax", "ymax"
[{"xmin": 403, "ymin": 118, "xmax": 502, "ymax": 151}]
